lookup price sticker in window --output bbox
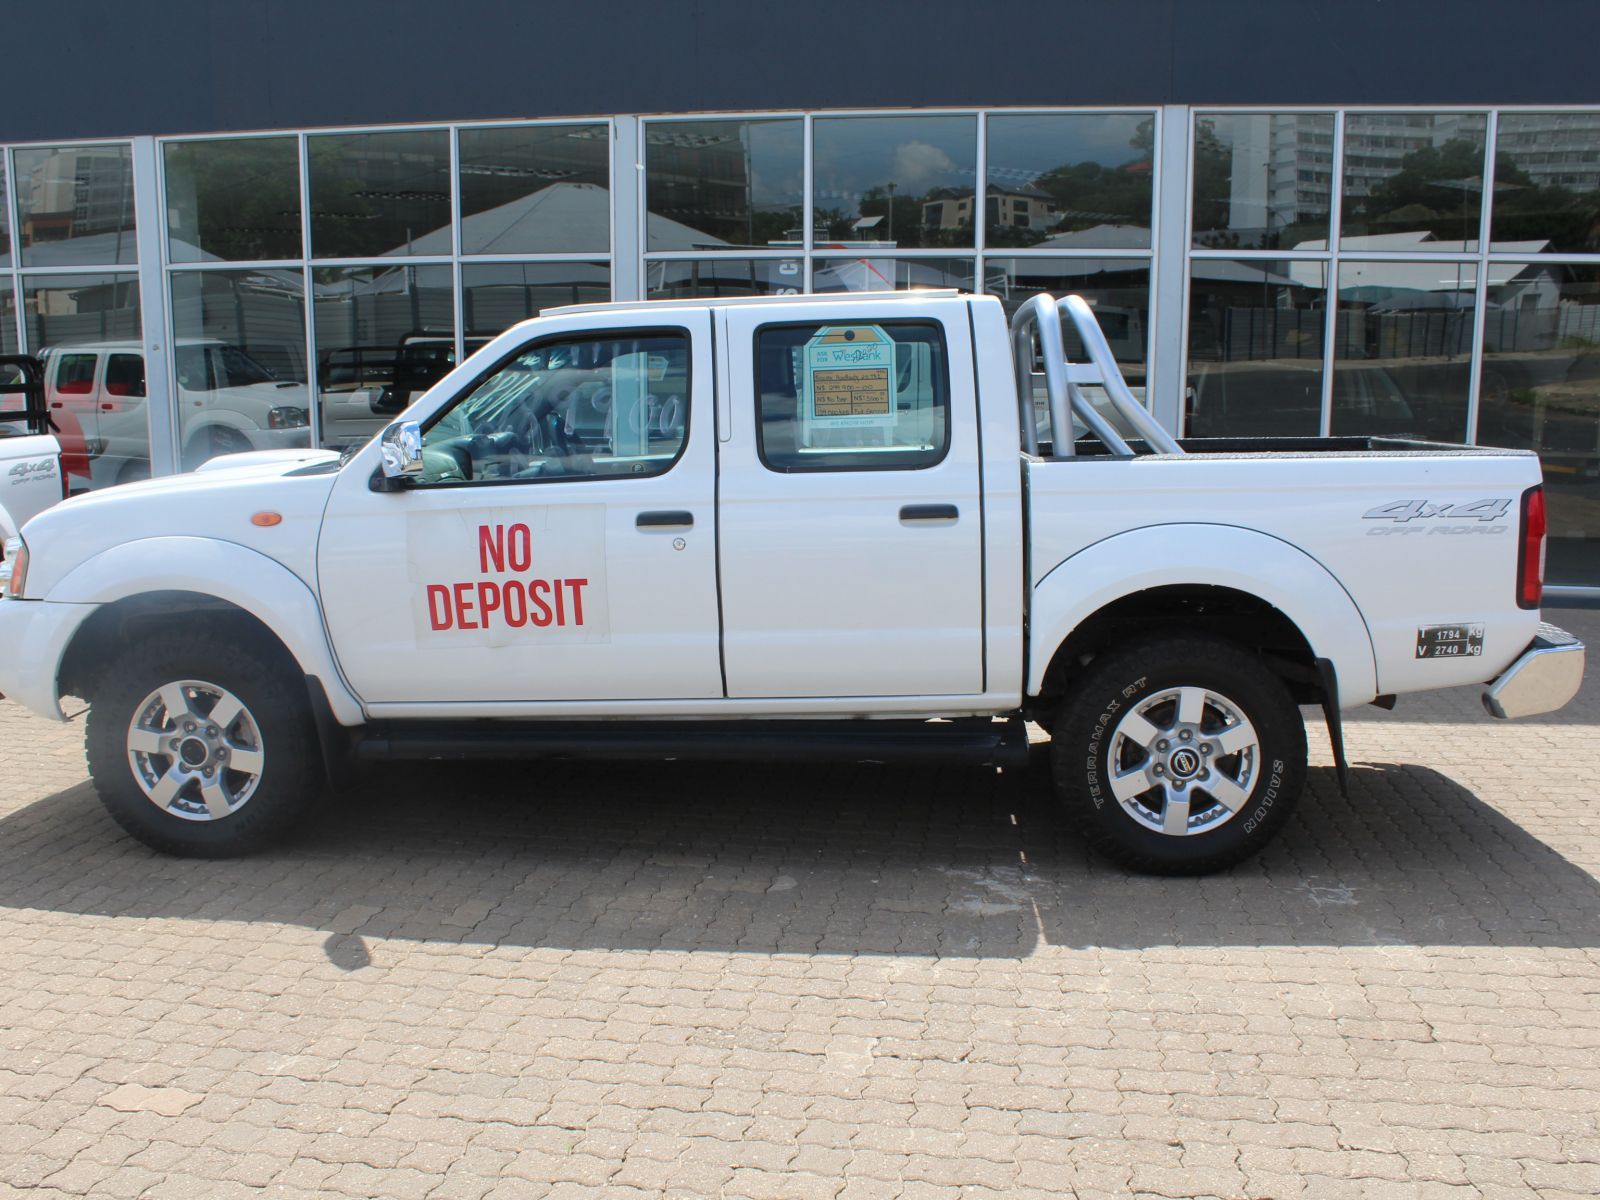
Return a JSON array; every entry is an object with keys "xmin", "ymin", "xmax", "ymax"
[{"xmin": 802, "ymin": 325, "xmax": 896, "ymax": 430}]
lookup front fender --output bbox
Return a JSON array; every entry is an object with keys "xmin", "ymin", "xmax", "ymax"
[
  {"xmin": 1028, "ymin": 524, "xmax": 1377, "ymax": 707},
  {"xmin": 46, "ymin": 536, "xmax": 364, "ymax": 724}
]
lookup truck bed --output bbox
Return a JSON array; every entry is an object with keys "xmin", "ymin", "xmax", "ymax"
[{"xmin": 1022, "ymin": 437, "xmax": 1545, "ymax": 706}]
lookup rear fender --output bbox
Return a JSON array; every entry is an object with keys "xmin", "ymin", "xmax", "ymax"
[
  {"xmin": 46, "ymin": 535, "xmax": 364, "ymax": 724},
  {"xmin": 1029, "ymin": 524, "xmax": 1377, "ymax": 707}
]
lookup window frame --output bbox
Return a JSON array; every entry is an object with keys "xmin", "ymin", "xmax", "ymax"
[
  {"xmin": 751, "ymin": 318, "xmax": 954, "ymax": 475},
  {"xmin": 411, "ymin": 323, "xmax": 695, "ymax": 490}
]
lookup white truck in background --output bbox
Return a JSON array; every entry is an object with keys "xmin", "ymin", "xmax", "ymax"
[
  {"xmin": 0, "ymin": 357, "xmax": 65, "ymax": 553},
  {"xmin": 0, "ymin": 291, "xmax": 1584, "ymax": 874}
]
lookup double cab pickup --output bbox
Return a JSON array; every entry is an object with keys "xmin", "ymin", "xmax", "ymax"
[{"xmin": 0, "ymin": 291, "xmax": 1583, "ymax": 874}]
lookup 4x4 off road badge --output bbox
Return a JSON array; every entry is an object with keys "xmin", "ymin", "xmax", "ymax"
[{"xmin": 1363, "ymin": 498, "xmax": 1511, "ymax": 535}]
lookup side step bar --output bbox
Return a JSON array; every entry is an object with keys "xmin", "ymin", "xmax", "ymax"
[{"xmin": 355, "ymin": 717, "xmax": 1032, "ymax": 770}]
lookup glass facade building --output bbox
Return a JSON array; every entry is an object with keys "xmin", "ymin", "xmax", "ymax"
[{"xmin": 2, "ymin": 103, "xmax": 1599, "ymax": 590}]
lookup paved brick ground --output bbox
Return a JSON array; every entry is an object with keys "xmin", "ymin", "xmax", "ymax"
[{"xmin": 1, "ymin": 609, "xmax": 1598, "ymax": 1199}]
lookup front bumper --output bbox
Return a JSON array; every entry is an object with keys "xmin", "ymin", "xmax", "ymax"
[
  {"xmin": 0, "ymin": 597, "xmax": 95, "ymax": 720},
  {"xmin": 1483, "ymin": 623, "xmax": 1585, "ymax": 720}
]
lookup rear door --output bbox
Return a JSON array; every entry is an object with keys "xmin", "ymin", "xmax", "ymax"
[{"xmin": 717, "ymin": 300, "xmax": 985, "ymax": 698}]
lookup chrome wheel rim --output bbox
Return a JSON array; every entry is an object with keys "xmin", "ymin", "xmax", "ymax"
[
  {"xmin": 126, "ymin": 680, "xmax": 265, "ymax": 821},
  {"xmin": 1106, "ymin": 685, "xmax": 1259, "ymax": 837}
]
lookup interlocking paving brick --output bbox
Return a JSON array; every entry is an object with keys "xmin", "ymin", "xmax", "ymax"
[{"xmin": 0, "ymin": 608, "xmax": 1597, "ymax": 1197}]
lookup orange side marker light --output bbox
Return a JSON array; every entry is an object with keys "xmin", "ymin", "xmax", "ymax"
[{"xmin": 251, "ymin": 512, "xmax": 283, "ymax": 527}]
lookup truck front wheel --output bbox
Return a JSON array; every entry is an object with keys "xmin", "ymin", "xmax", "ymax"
[
  {"xmin": 1051, "ymin": 635, "xmax": 1306, "ymax": 875},
  {"xmin": 85, "ymin": 630, "xmax": 320, "ymax": 856}
]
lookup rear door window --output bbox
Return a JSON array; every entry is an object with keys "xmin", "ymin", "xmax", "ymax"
[
  {"xmin": 105, "ymin": 354, "xmax": 146, "ymax": 397},
  {"xmin": 753, "ymin": 322, "xmax": 950, "ymax": 472}
]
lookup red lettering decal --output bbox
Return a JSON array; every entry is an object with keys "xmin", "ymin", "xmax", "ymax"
[
  {"xmin": 453, "ymin": 581, "xmax": 478, "ymax": 629},
  {"xmin": 478, "ymin": 525, "xmax": 505, "ymax": 573},
  {"xmin": 508, "ymin": 523, "xmax": 532, "ymax": 573},
  {"xmin": 553, "ymin": 577, "xmax": 566, "ymax": 626},
  {"xmin": 529, "ymin": 579, "xmax": 554, "ymax": 627},
  {"xmin": 426, "ymin": 585, "xmax": 452, "ymax": 631},
  {"xmin": 477, "ymin": 581, "xmax": 502, "ymax": 626},
  {"xmin": 567, "ymin": 578, "xmax": 588, "ymax": 626},
  {"xmin": 504, "ymin": 581, "xmax": 528, "ymax": 627}
]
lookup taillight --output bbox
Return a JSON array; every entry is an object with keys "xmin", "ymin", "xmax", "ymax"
[{"xmin": 1517, "ymin": 484, "xmax": 1546, "ymax": 610}]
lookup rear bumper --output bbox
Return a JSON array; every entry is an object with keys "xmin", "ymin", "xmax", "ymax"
[{"xmin": 1483, "ymin": 623, "xmax": 1585, "ymax": 720}]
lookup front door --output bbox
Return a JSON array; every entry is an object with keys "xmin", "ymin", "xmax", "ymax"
[
  {"xmin": 716, "ymin": 300, "xmax": 985, "ymax": 698},
  {"xmin": 317, "ymin": 311, "xmax": 722, "ymax": 706}
]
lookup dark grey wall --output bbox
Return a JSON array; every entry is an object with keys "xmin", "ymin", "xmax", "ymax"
[{"xmin": 6, "ymin": 0, "xmax": 1598, "ymax": 142}]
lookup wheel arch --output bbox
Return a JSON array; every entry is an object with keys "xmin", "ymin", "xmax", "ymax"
[
  {"xmin": 1029, "ymin": 524, "xmax": 1376, "ymax": 712},
  {"xmin": 47, "ymin": 537, "xmax": 364, "ymax": 727}
]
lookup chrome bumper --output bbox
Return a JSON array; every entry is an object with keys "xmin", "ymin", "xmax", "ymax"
[{"xmin": 1483, "ymin": 623, "xmax": 1585, "ymax": 720}]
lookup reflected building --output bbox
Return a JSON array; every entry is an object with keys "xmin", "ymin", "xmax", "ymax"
[{"xmin": 1, "ymin": 2, "xmax": 1598, "ymax": 590}]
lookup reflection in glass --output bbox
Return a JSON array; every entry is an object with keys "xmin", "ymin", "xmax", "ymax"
[
  {"xmin": 164, "ymin": 138, "xmax": 302, "ymax": 262},
  {"xmin": 307, "ymin": 130, "xmax": 451, "ymax": 259},
  {"xmin": 646, "ymin": 257, "xmax": 803, "ymax": 300},
  {"xmin": 313, "ymin": 264, "xmax": 454, "ymax": 450},
  {"xmin": 1340, "ymin": 113, "xmax": 1487, "ymax": 252},
  {"xmin": 1186, "ymin": 260, "xmax": 1326, "ymax": 437},
  {"xmin": 811, "ymin": 257, "xmax": 974, "ymax": 293},
  {"xmin": 1331, "ymin": 261, "xmax": 1477, "ymax": 442},
  {"xmin": 646, "ymin": 120, "xmax": 803, "ymax": 250},
  {"xmin": 812, "ymin": 116, "xmax": 977, "ymax": 249},
  {"xmin": 422, "ymin": 333, "xmax": 690, "ymax": 485},
  {"xmin": 458, "ymin": 125, "xmax": 610, "ymax": 255},
  {"xmin": 15, "ymin": 145, "xmax": 137, "ymax": 267},
  {"xmin": 988, "ymin": 257, "xmax": 1151, "ymax": 379},
  {"xmin": 1477, "ymin": 264, "xmax": 1600, "ymax": 585},
  {"xmin": 170, "ymin": 270, "xmax": 309, "ymax": 469},
  {"xmin": 462, "ymin": 262, "xmax": 610, "ymax": 334},
  {"xmin": 985, "ymin": 114, "xmax": 1154, "ymax": 249},
  {"xmin": 24, "ymin": 273, "xmax": 144, "ymax": 490},
  {"xmin": 1492, "ymin": 113, "xmax": 1600, "ymax": 255},
  {"xmin": 988, "ymin": 257, "xmax": 1151, "ymax": 439},
  {"xmin": 0, "ymin": 169, "xmax": 10, "ymax": 267},
  {"xmin": 0, "ymin": 280, "xmax": 15, "ymax": 354},
  {"xmin": 1191, "ymin": 113, "xmax": 1334, "ymax": 250}
]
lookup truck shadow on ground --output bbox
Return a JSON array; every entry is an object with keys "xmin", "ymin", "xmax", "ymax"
[{"xmin": 0, "ymin": 753, "xmax": 1595, "ymax": 960}]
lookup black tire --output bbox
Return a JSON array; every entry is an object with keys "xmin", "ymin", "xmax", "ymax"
[
  {"xmin": 85, "ymin": 629, "xmax": 321, "ymax": 857},
  {"xmin": 1051, "ymin": 634, "xmax": 1306, "ymax": 875}
]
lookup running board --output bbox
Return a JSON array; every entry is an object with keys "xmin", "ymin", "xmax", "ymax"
[{"xmin": 354, "ymin": 717, "xmax": 1031, "ymax": 769}]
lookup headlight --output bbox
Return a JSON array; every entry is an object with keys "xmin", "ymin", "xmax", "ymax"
[
  {"xmin": 268, "ymin": 405, "xmax": 309, "ymax": 430},
  {"xmin": 1, "ymin": 536, "xmax": 28, "ymax": 599}
]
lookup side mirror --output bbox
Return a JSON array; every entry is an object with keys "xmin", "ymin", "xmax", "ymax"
[{"xmin": 379, "ymin": 421, "xmax": 424, "ymax": 482}]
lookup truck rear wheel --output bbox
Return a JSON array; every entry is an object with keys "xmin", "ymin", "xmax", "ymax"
[
  {"xmin": 85, "ymin": 630, "xmax": 320, "ymax": 856},
  {"xmin": 1050, "ymin": 635, "xmax": 1306, "ymax": 875}
]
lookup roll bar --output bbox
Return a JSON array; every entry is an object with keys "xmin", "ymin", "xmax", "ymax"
[{"xmin": 1007, "ymin": 293, "xmax": 1184, "ymax": 458}]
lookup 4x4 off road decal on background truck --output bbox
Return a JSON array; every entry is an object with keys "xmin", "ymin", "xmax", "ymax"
[
  {"xmin": 1363, "ymin": 498, "xmax": 1512, "ymax": 535},
  {"xmin": 407, "ymin": 507, "xmax": 609, "ymax": 643}
]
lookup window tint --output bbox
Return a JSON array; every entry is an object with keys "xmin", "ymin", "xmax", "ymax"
[
  {"xmin": 105, "ymin": 354, "xmax": 146, "ymax": 397},
  {"xmin": 420, "ymin": 331, "xmax": 690, "ymax": 485},
  {"xmin": 55, "ymin": 354, "xmax": 97, "ymax": 395},
  {"xmin": 755, "ymin": 322, "xmax": 949, "ymax": 472}
]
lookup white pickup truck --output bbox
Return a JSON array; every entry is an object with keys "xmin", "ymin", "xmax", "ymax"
[
  {"xmin": 0, "ymin": 291, "xmax": 1584, "ymax": 874},
  {"xmin": 0, "ymin": 357, "xmax": 65, "ymax": 554}
]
